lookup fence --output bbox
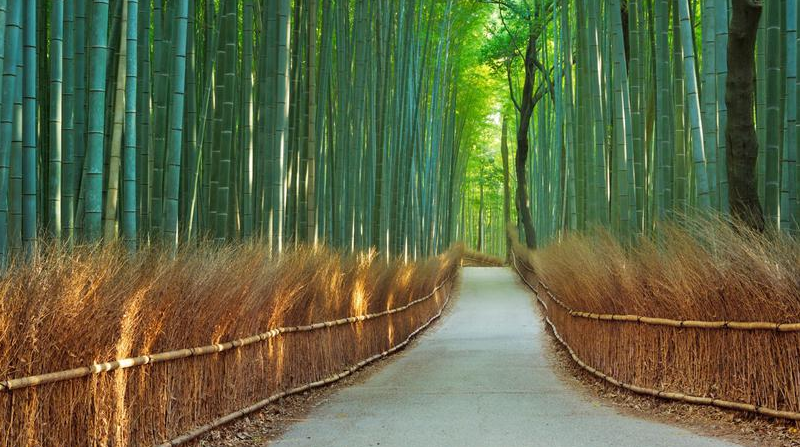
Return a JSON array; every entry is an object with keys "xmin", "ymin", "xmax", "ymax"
[
  {"xmin": 511, "ymin": 248, "xmax": 800, "ymax": 422},
  {"xmin": 0, "ymin": 252, "xmax": 460, "ymax": 446}
]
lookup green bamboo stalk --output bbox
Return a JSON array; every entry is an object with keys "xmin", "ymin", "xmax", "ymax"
[
  {"xmin": 49, "ymin": 0, "xmax": 64, "ymax": 240},
  {"xmin": 85, "ymin": 0, "xmax": 110, "ymax": 242},
  {"xmin": 10, "ymin": 37, "xmax": 21, "ymax": 253},
  {"xmin": 136, "ymin": 0, "xmax": 149, "ymax": 237},
  {"xmin": 242, "ymin": 0, "xmax": 253, "ymax": 239},
  {"xmin": 150, "ymin": 0, "xmax": 168, "ymax": 236},
  {"xmin": 677, "ymin": 0, "xmax": 710, "ymax": 208},
  {"xmin": 306, "ymin": 0, "xmax": 317, "ymax": 244},
  {"xmin": 0, "ymin": 0, "xmax": 21, "ymax": 265},
  {"xmin": 715, "ymin": 0, "xmax": 729, "ymax": 213},
  {"xmin": 764, "ymin": 0, "xmax": 782, "ymax": 224},
  {"xmin": 62, "ymin": 0, "xmax": 75, "ymax": 244},
  {"xmin": 701, "ymin": 0, "xmax": 718, "ymax": 210},
  {"xmin": 214, "ymin": 0, "xmax": 235, "ymax": 243},
  {"xmin": 629, "ymin": 0, "xmax": 645, "ymax": 230},
  {"xmin": 183, "ymin": 0, "xmax": 196, "ymax": 240},
  {"xmin": 21, "ymin": 0, "xmax": 36, "ymax": 256},
  {"xmin": 273, "ymin": 0, "xmax": 290, "ymax": 253},
  {"xmin": 610, "ymin": 0, "xmax": 636, "ymax": 232},
  {"xmin": 103, "ymin": 0, "xmax": 129, "ymax": 240},
  {"xmin": 782, "ymin": 0, "xmax": 797, "ymax": 232},
  {"xmin": 163, "ymin": 0, "xmax": 188, "ymax": 249},
  {"xmin": 123, "ymin": 0, "xmax": 137, "ymax": 249},
  {"xmin": 672, "ymin": 0, "xmax": 687, "ymax": 213},
  {"xmin": 655, "ymin": 0, "xmax": 673, "ymax": 219}
]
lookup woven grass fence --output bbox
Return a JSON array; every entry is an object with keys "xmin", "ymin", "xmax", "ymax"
[
  {"xmin": 0, "ymin": 244, "xmax": 462, "ymax": 446},
  {"xmin": 461, "ymin": 250, "xmax": 505, "ymax": 267},
  {"xmin": 509, "ymin": 222, "xmax": 800, "ymax": 422}
]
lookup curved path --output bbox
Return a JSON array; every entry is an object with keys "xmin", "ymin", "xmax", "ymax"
[{"xmin": 272, "ymin": 267, "xmax": 738, "ymax": 447}]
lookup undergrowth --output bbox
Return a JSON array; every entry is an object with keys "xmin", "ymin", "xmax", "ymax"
[
  {"xmin": 462, "ymin": 249, "xmax": 505, "ymax": 267},
  {"xmin": 0, "ymin": 242, "xmax": 462, "ymax": 445},
  {"xmin": 512, "ymin": 218, "xmax": 800, "ymax": 422},
  {"xmin": 523, "ymin": 218, "xmax": 799, "ymax": 321}
]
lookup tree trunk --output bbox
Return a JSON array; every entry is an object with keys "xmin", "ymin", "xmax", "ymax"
[
  {"xmin": 516, "ymin": 34, "xmax": 537, "ymax": 249},
  {"xmin": 726, "ymin": 0, "xmax": 764, "ymax": 231},
  {"xmin": 477, "ymin": 176, "xmax": 484, "ymax": 252},
  {"xmin": 501, "ymin": 116, "xmax": 511, "ymax": 261}
]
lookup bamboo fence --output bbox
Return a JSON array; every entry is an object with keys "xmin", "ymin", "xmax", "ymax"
[
  {"xmin": 0, "ymin": 258, "xmax": 460, "ymax": 446},
  {"xmin": 0, "ymin": 277, "xmax": 453, "ymax": 393},
  {"xmin": 511, "ymin": 249, "xmax": 800, "ymax": 422},
  {"xmin": 461, "ymin": 251, "xmax": 505, "ymax": 267},
  {"xmin": 157, "ymin": 288, "xmax": 452, "ymax": 446}
]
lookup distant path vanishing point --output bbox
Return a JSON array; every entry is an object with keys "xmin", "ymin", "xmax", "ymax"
[{"xmin": 271, "ymin": 267, "xmax": 739, "ymax": 447}]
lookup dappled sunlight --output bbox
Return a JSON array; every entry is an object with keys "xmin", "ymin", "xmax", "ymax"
[
  {"xmin": 269, "ymin": 337, "xmax": 286, "ymax": 390},
  {"xmin": 351, "ymin": 279, "xmax": 368, "ymax": 317},
  {"xmin": 112, "ymin": 288, "xmax": 147, "ymax": 445},
  {"xmin": 387, "ymin": 321, "xmax": 396, "ymax": 347}
]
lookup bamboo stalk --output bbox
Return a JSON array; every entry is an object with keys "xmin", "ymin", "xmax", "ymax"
[{"xmin": 513, "ymin": 253, "xmax": 800, "ymax": 332}]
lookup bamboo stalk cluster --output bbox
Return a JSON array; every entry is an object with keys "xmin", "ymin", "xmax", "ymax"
[
  {"xmin": 478, "ymin": 0, "xmax": 799, "ymax": 251},
  {"xmin": 558, "ymin": 0, "xmax": 800, "ymax": 238},
  {"xmin": 0, "ymin": 242, "xmax": 463, "ymax": 446},
  {"xmin": 0, "ymin": 0, "xmax": 476, "ymax": 265}
]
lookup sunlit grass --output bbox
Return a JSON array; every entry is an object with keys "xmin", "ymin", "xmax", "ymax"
[
  {"xmin": 527, "ymin": 218, "xmax": 799, "ymax": 321},
  {"xmin": 0, "ymin": 241, "xmax": 463, "ymax": 446},
  {"xmin": 512, "ymin": 218, "xmax": 800, "ymax": 419}
]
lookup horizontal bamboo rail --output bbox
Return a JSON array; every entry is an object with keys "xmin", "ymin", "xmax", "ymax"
[
  {"xmin": 157, "ymin": 283, "xmax": 454, "ymax": 446},
  {"xmin": 511, "ymin": 253, "xmax": 800, "ymax": 422},
  {"xmin": 0, "ymin": 273, "xmax": 456, "ymax": 392},
  {"xmin": 512, "ymin": 252, "xmax": 800, "ymax": 332}
]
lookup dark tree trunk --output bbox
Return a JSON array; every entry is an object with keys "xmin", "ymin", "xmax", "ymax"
[
  {"xmin": 621, "ymin": 0, "xmax": 630, "ymax": 66},
  {"xmin": 501, "ymin": 116, "xmax": 512, "ymax": 261},
  {"xmin": 477, "ymin": 178, "xmax": 484, "ymax": 251},
  {"xmin": 725, "ymin": 0, "xmax": 765, "ymax": 231},
  {"xmin": 515, "ymin": 35, "xmax": 538, "ymax": 249}
]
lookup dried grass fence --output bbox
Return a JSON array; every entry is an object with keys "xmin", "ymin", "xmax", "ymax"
[
  {"xmin": 461, "ymin": 250, "xmax": 505, "ymax": 267},
  {"xmin": 0, "ymin": 243, "xmax": 462, "ymax": 446},
  {"xmin": 509, "ymin": 221, "xmax": 800, "ymax": 422}
]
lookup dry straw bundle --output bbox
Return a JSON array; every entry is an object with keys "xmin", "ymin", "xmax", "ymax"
[
  {"xmin": 0, "ymin": 242, "xmax": 462, "ymax": 446},
  {"xmin": 510, "ymin": 219, "xmax": 800, "ymax": 421}
]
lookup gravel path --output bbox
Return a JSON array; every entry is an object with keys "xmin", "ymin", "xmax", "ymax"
[{"xmin": 270, "ymin": 267, "xmax": 739, "ymax": 447}]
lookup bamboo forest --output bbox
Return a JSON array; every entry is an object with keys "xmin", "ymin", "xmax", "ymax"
[{"xmin": 0, "ymin": 1, "xmax": 799, "ymax": 446}]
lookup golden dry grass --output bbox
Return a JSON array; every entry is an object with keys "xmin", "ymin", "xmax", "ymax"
[
  {"xmin": 521, "ymin": 219, "xmax": 799, "ymax": 321},
  {"xmin": 511, "ymin": 219, "xmax": 800, "ymax": 419},
  {"xmin": 0, "ymin": 242, "xmax": 462, "ymax": 446},
  {"xmin": 461, "ymin": 250, "xmax": 505, "ymax": 267}
]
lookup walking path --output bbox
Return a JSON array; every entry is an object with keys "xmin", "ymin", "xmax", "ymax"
[{"xmin": 272, "ymin": 267, "xmax": 738, "ymax": 447}]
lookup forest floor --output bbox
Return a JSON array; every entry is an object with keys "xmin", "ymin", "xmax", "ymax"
[{"xmin": 202, "ymin": 267, "xmax": 760, "ymax": 446}]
